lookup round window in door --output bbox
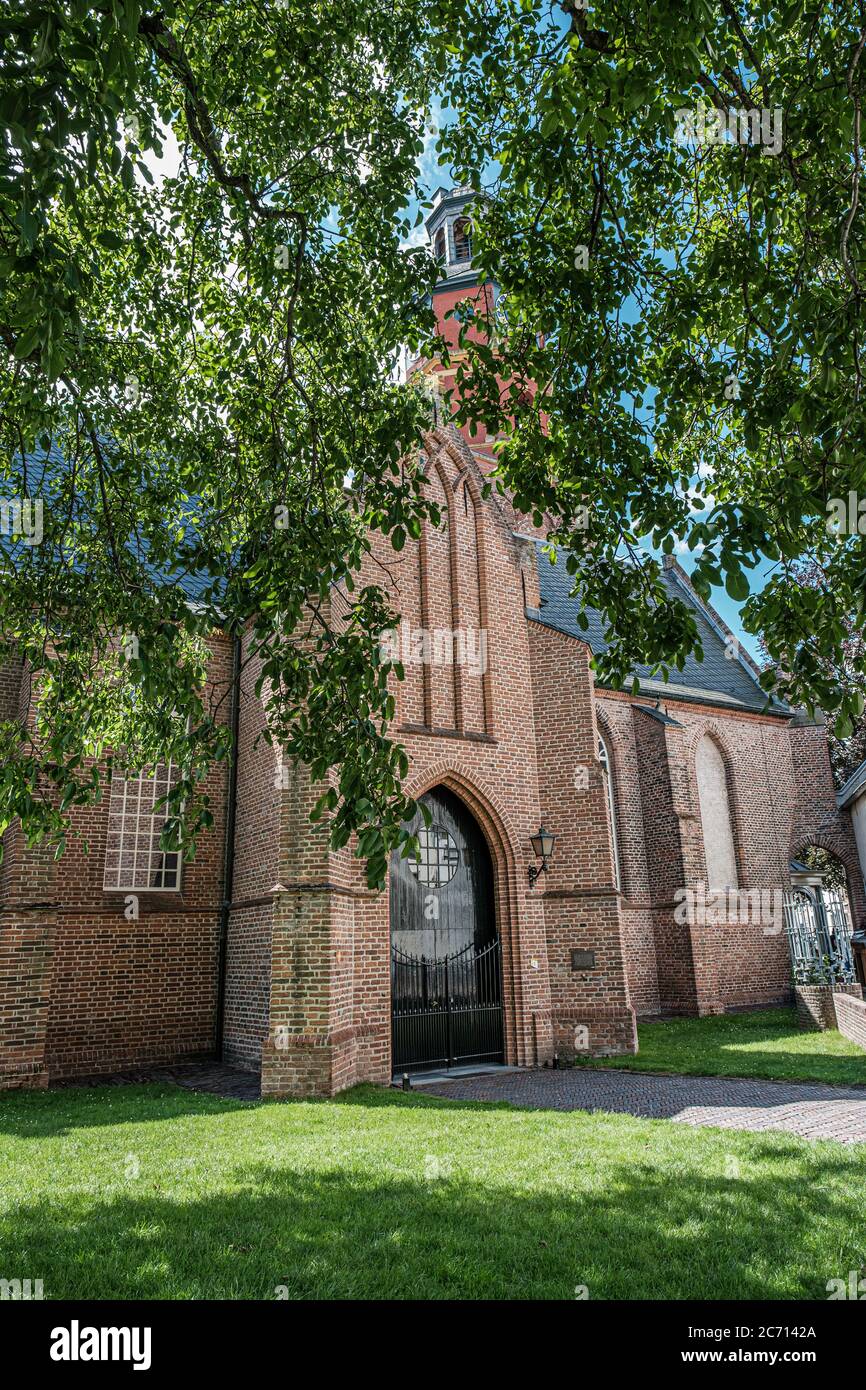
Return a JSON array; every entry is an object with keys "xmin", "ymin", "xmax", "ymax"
[{"xmin": 408, "ymin": 824, "xmax": 460, "ymax": 888}]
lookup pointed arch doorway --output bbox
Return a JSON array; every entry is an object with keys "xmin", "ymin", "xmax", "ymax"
[{"xmin": 390, "ymin": 785, "xmax": 504, "ymax": 1074}]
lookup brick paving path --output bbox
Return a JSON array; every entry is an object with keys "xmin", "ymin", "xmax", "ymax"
[
  {"xmin": 52, "ymin": 1061, "xmax": 866, "ymax": 1141},
  {"xmin": 420, "ymin": 1068, "xmax": 866, "ymax": 1144},
  {"xmin": 54, "ymin": 1061, "xmax": 261, "ymax": 1101}
]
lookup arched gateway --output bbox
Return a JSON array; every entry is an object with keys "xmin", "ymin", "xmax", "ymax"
[{"xmin": 390, "ymin": 785, "xmax": 504, "ymax": 1074}]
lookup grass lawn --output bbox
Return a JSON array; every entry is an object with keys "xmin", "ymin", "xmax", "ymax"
[
  {"xmin": 0, "ymin": 1082, "xmax": 864, "ymax": 1300},
  {"xmin": 573, "ymin": 1008, "xmax": 866, "ymax": 1087}
]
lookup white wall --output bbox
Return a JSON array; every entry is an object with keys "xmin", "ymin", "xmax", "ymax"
[{"xmin": 849, "ymin": 791, "xmax": 866, "ymax": 896}]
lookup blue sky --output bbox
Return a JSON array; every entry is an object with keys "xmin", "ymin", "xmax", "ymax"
[
  {"xmin": 661, "ymin": 548, "xmax": 766, "ymax": 662},
  {"xmin": 407, "ymin": 115, "xmax": 765, "ymax": 662}
]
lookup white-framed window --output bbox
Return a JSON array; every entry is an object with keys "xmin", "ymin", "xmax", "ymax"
[
  {"xmin": 598, "ymin": 735, "xmax": 621, "ymax": 891},
  {"xmin": 103, "ymin": 761, "xmax": 182, "ymax": 892}
]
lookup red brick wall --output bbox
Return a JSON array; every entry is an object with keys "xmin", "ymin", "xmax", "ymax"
[
  {"xmin": 594, "ymin": 697, "xmax": 659, "ymax": 1015},
  {"xmin": 260, "ymin": 429, "xmax": 638, "ymax": 1095},
  {"xmin": 795, "ymin": 983, "xmax": 863, "ymax": 1031},
  {"xmin": 834, "ymin": 991, "xmax": 866, "ymax": 1049},
  {"xmin": 412, "ymin": 278, "xmax": 543, "ymax": 465},
  {"xmin": 3, "ymin": 426, "xmax": 863, "ymax": 1094},
  {"xmin": 260, "ymin": 736, "xmax": 371, "ymax": 1097},
  {"xmin": 630, "ymin": 704, "xmax": 704, "ymax": 1015},
  {"xmin": 45, "ymin": 911, "xmax": 220, "ymax": 1077},
  {"xmin": 594, "ymin": 687, "xmax": 862, "ymax": 1018},
  {"xmin": 0, "ymin": 907, "xmax": 55, "ymax": 1089},
  {"xmin": 0, "ymin": 637, "xmax": 232, "ymax": 1085},
  {"xmin": 0, "ymin": 657, "xmax": 56, "ymax": 1087}
]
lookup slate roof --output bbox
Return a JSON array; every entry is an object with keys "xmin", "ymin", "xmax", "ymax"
[
  {"xmin": 0, "ymin": 445, "xmax": 223, "ymax": 608},
  {"xmin": 528, "ymin": 540, "xmax": 784, "ymax": 716}
]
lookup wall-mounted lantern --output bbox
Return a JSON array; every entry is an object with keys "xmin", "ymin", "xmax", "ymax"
[{"xmin": 528, "ymin": 826, "xmax": 556, "ymax": 887}]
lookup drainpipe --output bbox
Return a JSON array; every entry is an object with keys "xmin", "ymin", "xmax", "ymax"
[{"xmin": 215, "ymin": 627, "xmax": 242, "ymax": 1060}]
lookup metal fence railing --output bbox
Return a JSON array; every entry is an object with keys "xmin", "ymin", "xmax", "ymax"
[{"xmin": 783, "ymin": 888, "xmax": 855, "ymax": 985}]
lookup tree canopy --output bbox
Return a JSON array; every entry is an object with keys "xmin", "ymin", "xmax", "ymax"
[
  {"xmin": 2, "ymin": 1, "xmax": 865, "ymax": 884},
  {"xmin": 435, "ymin": 0, "xmax": 866, "ymax": 729}
]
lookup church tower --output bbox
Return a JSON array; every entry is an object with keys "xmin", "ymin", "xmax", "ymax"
[
  {"xmin": 425, "ymin": 185, "xmax": 489, "ymax": 333},
  {"xmin": 413, "ymin": 185, "xmax": 543, "ymax": 462},
  {"xmin": 412, "ymin": 186, "xmax": 500, "ymax": 459}
]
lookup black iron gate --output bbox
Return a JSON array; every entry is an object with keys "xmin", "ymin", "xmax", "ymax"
[{"xmin": 391, "ymin": 937, "xmax": 504, "ymax": 1073}]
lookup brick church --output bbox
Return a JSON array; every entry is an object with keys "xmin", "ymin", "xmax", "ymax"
[{"xmin": 2, "ymin": 188, "xmax": 863, "ymax": 1097}]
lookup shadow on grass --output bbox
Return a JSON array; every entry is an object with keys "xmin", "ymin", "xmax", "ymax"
[
  {"xmin": 1, "ymin": 1087, "xmax": 864, "ymax": 1300},
  {"xmin": 0, "ymin": 1083, "xmax": 256, "ymax": 1139},
  {"xmin": 2, "ymin": 1150, "xmax": 861, "ymax": 1301}
]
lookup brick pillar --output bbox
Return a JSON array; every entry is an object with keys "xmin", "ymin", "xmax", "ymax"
[
  {"xmin": 529, "ymin": 624, "xmax": 637, "ymax": 1059},
  {"xmin": 260, "ymin": 760, "xmax": 359, "ymax": 1097},
  {"xmin": 0, "ymin": 834, "xmax": 57, "ymax": 1089},
  {"xmin": 0, "ymin": 657, "xmax": 60, "ymax": 1086},
  {"xmin": 634, "ymin": 707, "xmax": 723, "ymax": 1015}
]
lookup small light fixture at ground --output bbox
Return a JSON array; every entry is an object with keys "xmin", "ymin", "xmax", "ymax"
[{"xmin": 528, "ymin": 826, "xmax": 556, "ymax": 887}]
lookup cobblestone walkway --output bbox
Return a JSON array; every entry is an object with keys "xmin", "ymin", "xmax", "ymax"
[
  {"xmin": 55, "ymin": 1061, "xmax": 261, "ymax": 1101},
  {"xmin": 420, "ymin": 1067, "xmax": 866, "ymax": 1144}
]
